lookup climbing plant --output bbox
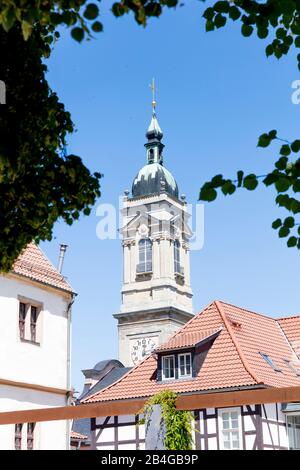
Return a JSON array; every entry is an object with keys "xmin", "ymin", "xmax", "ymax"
[{"xmin": 140, "ymin": 390, "xmax": 194, "ymax": 450}]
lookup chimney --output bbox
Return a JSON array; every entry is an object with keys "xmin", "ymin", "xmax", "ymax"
[{"xmin": 57, "ymin": 244, "xmax": 68, "ymax": 274}]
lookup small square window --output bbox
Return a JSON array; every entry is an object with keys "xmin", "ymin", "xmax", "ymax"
[
  {"xmin": 178, "ymin": 353, "xmax": 192, "ymax": 378},
  {"xmin": 162, "ymin": 356, "xmax": 175, "ymax": 380}
]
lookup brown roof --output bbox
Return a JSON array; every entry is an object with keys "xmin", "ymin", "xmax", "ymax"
[
  {"xmin": 12, "ymin": 243, "xmax": 73, "ymax": 294},
  {"xmin": 82, "ymin": 301, "xmax": 300, "ymax": 404}
]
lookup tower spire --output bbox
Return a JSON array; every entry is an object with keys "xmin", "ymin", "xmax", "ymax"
[
  {"xmin": 150, "ymin": 78, "xmax": 157, "ymax": 112},
  {"xmin": 145, "ymin": 79, "xmax": 164, "ymax": 164}
]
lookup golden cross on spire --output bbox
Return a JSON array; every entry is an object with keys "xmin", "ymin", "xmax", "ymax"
[{"xmin": 150, "ymin": 78, "xmax": 157, "ymax": 111}]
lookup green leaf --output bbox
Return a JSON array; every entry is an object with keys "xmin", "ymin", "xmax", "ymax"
[
  {"xmin": 295, "ymin": 36, "xmax": 300, "ymax": 47},
  {"xmin": 199, "ymin": 187, "xmax": 217, "ymax": 202},
  {"xmin": 21, "ymin": 21, "xmax": 32, "ymax": 41},
  {"xmin": 71, "ymin": 27, "xmax": 84, "ymax": 42},
  {"xmin": 258, "ymin": 133, "xmax": 271, "ymax": 147},
  {"xmin": 221, "ymin": 180, "xmax": 236, "ymax": 195},
  {"xmin": 293, "ymin": 179, "xmax": 300, "ymax": 192},
  {"xmin": 83, "ymin": 4, "xmax": 99, "ymax": 20},
  {"xmin": 280, "ymin": 144, "xmax": 291, "ymax": 156},
  {"xmin": 237, "ymin": 170, "xmax": 244, "ymax": 187},
  {"xmin": 243, "ymin": 174, "xmax": 258, "ymax": 190},
  {"xmin": 275, "ymin": 177, "xmax": 291, "ymax": 192},
  {"xmin": 266, "ymin": 44, "xmax": 273, "ymax": 57},
  {"xmin": 2, "ymin": 7, "xmax": 16, "ymax": 32},
  {"xmin": 241, "ymin": 24, "xmax": 253, "ymax": 37},
  {"xmin": 283, "ymin": 216, "xmax": 295, "ymax": 228},
  {"xmin": 291, "ymin": 140, "xmax": 300, "ymax": 152},
  {"xmin": 214, "ymin": 1, "xmax": 230, "ymax": 13},
  {"xmin": 275, "ymin": 157, "xmax": 288, "ymax": 170},
  {"xmin": 272, "ymin": 218, "xmax": 282, "ymax": 229},
  {"xmin": 229, "ymin": 6, "xmax": 241, "ymax": 21},
  {"xmin": 203, "ymin": 7, "xmax": 214, "ymax": 20},
  {"xmin": 278, "ymin": 226, "xmax": 290, "ymax": 238},
  {"xmin": 214, "ymin": 13, "xmax": 226, "ymax": 28},
  {"xmin": 92, "ymin": 21, "xmax": 103, "ymax": 32},
  {"xmin": 206, "ymin": 20, "xmax": 215, "ymax": 32},
  {"xmin": 287, "ymin": 236, "xmax": 297, "ymax": 247}
]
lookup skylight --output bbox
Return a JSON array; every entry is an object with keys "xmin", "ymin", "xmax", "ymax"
[{"xmin": 259, "ymin": 352, "xmax": 282, "ymax": 372}]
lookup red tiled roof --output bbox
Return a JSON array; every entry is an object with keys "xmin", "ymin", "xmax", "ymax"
[
  {"xmin": 154, "ymin": 329, "xmax": 222, "ymax": 352},
  {"xmin": 277, "ymin": 316, "xmax": 300, "ymax": 360},
  {"xmin": 82, "ymin": 301, "xmax": 300, "ymax": 404},
  {"xmin": 70, "ymin": 431, "xmax": 88, "ymax": 441},
  {"xmin": 12, "ymin": 243, "xmax": 73, "ymax": 293}
]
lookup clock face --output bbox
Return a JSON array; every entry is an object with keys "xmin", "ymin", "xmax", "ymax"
[{"xmin": 130, "ymin": 337, "xmax": 158, "ymax": 365}]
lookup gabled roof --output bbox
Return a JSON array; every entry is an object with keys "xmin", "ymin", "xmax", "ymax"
[
  {"xmin": 12, "ymin": 243, "xmax": 73, "ymax": 294},
  {"xmin": 154, "ymin": 329, "xmax": 222, "ymax": 352},
  {"xmin": 82, "ymin": 301, "xmax": 300, "ymax": 404}
]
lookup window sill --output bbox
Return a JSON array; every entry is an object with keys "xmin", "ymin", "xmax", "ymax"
[{"xmin": 20, "ymin": 338, "xmax": 40, "ymax": 347}]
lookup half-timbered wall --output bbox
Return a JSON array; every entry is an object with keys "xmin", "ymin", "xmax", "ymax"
[
  {"xmin": 91, "ymin": 403, "xmax": 292, "ymax": 450},
  {"xmin": 91, "ymin": 415, "xmax": 145, "ymax": 450}
]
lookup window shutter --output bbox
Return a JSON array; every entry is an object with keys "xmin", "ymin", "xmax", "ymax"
[{"xmin": 157, "ymin": 355, "xmax": 162, "ymax": 382}]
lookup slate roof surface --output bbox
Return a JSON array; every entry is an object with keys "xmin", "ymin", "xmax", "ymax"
[
  {"xmin": 12, "ymin": 243, "xmax": 73, "ymax": 293},
  {"xmin": 82, "ymin": 301, "xmax": 300, "ymax": 404}
]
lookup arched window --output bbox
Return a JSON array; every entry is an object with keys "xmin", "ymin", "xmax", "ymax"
[
  {"xmin": 138, "ymin": 238, "xmax": 152, "ymax": 273},
  {"xmin": 174, "ymin": 240, "xmax": 180, "ymax": 274}
]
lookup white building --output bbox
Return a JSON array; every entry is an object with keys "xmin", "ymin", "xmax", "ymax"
[{"xmin": 0, "ymin": 243, "xmax": 74, "ymax": 450}]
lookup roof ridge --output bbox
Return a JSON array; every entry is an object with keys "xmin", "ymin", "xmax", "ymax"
[
  {"xmin": 215, "ymin": 301, "xmax": 263, "ymax": 385},
  {"xmin": 218, "ymin": 300, "xmax": 277, "ymax": 321},
  {"xmin": 276, "ymin": 314, "xmax": 300, "ymax": 321},
  {"xmin": 275, "ymin": 320, "xmax": 300, "ymax": 361},
  {"xmin": 154, "ymin": 301, "xmax": 217, "ymax": 347},
  {"xmin": 81, "ymin": 356, "xmax": 153, "ymax": 404}
]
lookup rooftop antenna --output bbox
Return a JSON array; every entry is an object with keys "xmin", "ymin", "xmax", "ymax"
[{"xmin": 58, "ymin": 244, "xmax": 68, "ymax": 274}]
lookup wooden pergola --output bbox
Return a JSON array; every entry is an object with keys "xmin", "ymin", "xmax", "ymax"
[{"xmin": 0, "ymin": 385, "xmax": 300, "ymax": 425}]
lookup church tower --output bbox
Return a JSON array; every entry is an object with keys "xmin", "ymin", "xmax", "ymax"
[{"xmin": 114, "ymin": 87, "xmax": 194, "ymax": 366}]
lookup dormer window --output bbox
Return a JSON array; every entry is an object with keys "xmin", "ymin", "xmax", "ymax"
[
  {"xmin": 178, "ymin": 353, "xmax": 192, "ymax": 378},
  {"xmin": 162, "ymin": 355, "xmax": 175, "ymax": 380}
]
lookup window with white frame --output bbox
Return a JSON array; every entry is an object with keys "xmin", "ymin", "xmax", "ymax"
[
  {"xmin": 174, "ymin": 240, "xmax": 180, "ymax": 274},
  {"xmin": 287, "ymin": 415, "xmax": 300, "ymax": 450},
  {"xmin": 137, "ymin": 238, "xmax": 152, "ymax": 273},
  {"xmin": 18, "ymin": 300, "xmax": 41, "ymax": 343},
  {"xmin": 178, "ymin": 353, "xmax": 192, "ymax": 378},
  {"xmin": 162, "ymin": 355, "xmax": 175, "ymax": 380},
  {"xmin": 219, "ymin": 409, "xmax": 242, "ymax": 450}
]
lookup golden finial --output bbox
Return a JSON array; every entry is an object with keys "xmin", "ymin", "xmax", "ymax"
[{"xmin": 150, "ymin": 78, "xmax": 157, "ymax": 111}]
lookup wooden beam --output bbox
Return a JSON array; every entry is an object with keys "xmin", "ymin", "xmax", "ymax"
[
  {"xmin": 176, "ymin": 386, "xmax": 300, "ymax": 410},
  {"xmin": 0, "ymin": 386, "xmax": 300, "ymax": 425},
  {"xmin": 0, "ymin": 378, "xmax": 70, "ymax": 396},
  {"xmin": 0, "ymin": 399, "xmax": 147, "ymax": 425}
]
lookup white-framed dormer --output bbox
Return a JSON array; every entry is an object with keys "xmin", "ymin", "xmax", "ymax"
[
  {"xmin": 218, "ymin": 407, "xmax": 243, "ymax": 450},
  {"xmin": 162, "ymin": 355, "xmax": 175, "ymax": 380},
  {"xmin": 178, "ymin": 352, "xmax": 192, "ymax": 378}
]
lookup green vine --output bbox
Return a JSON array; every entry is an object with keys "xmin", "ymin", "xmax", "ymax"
[{"xmin": 140, "ymin": 390, "xmax": 194, "ymax": 450}]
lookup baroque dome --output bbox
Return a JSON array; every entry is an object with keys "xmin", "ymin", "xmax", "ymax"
[{"xmin": 132, "ymin": 162, "xmax": 178, "ymax": 198}]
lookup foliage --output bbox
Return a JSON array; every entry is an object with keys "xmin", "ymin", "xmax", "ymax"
[
  {"xmin": 199, "ymin": 132, "xmax": 300, "ymax": 249},
  {"xmin": 140, "ymin": 390, "xmax": 194, "ymax": 450},
  {"xmin": 200, "ymin": 0, "xmax": 300, "ymax": 250},
  {"xmin": 0, "ymin": 25, "xmax": 101, "ymax": 272},
  {"xmin": 0, "ymin": 0, "xmax": 180, "ymax": 42},
  {"xmin": 203, "ymin": 0, "xmax": 300, "ymax": 69}
]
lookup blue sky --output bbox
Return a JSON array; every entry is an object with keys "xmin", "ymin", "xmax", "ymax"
[{"xmin": 43, "ymin": 1, "xmax": 299, "ymax": 394}]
